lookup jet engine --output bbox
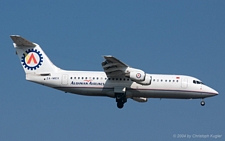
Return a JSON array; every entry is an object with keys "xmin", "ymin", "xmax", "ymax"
[
  {"xmin": 136, "ymin": 74, "xmax": 152, "ymax": 85},
  {"xmin": 130, "ymin": 71, "xmax": 146, "ymax": 81},
  {"xmin": 128, "ymin": 71, "xmax": 151, "ymax": 85}
]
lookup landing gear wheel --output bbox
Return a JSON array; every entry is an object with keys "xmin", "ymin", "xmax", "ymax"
[
  {"xmin": 115, "ymin": 93, "xmax": 127, "ymax": 109},
  {"xmin": 201, "ymin": 101, "xmax": 205, "ymax": 106},
  {"xmin": 117, "ymin": 102, "xmax": 124, "ymax": 109}
]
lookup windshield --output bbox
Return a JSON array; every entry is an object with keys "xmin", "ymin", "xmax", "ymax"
[{"xmin": 193, "ymin": 80, "xmax": 204, "ymax": 85}]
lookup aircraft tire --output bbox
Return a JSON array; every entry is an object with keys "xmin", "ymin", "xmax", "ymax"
[
  {"xmin": 117, "ymin": 102, "xmax": 124, "ymax": 109},
  {"xmin": 200, "ymin": 101, "xmax": 205, "ymax": 106}
]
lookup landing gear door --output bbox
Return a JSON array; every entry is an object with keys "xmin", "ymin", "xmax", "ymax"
[
  {"xmin": 114, "ymin": 87, "xmax": 126, "ymax": 94},
  {"xmin": 61, "ymin": 74, "xmax": 68, "ymax": 85}
]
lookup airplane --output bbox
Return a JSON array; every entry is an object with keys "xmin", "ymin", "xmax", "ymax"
[{"xmin": 10, "ymin": 35, "xmax": 218, "ymax": 109}]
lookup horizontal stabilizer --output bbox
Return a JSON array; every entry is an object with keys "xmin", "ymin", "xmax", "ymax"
[{"xmin": 10, "ymin": 35, "xmax": 36, "ymax": 47}]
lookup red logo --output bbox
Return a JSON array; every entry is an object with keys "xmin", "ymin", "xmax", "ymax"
[
  {"xmin": 27, "ymin": 53, "xmax": 37, "ymax": 64},
  {"xmin": 136, "ymin": 73, "xmax": 141, "ymax": 78}
]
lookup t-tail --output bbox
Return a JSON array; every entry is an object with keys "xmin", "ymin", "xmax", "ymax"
[{"xmin": 10, "ymin": 35, "xmax": 59, "ymax": 75}]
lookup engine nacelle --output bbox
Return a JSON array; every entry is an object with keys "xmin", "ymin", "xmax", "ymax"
[
  {"xmin": 135, "ymin": 74, "xmax": 152, "ymax": 85},
  {"xmin": 130, "ymin": 71, "xmax": 146, "ymax": 81},
  {"xmin": 132, "ymin": 97, "xmax": 148, "ymax": 102},
  {"xmin": 127, "ymin": 68, "xmax": 151, "ymax": 85}
]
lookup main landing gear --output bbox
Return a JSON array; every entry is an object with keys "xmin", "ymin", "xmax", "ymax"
[
  {"xmin": 115, "ymin": 93, "xmax": 127, "ymax": 109},
  {"xmin": 200, "ymin": 99, "xmax": 205, "ymax": 106}
]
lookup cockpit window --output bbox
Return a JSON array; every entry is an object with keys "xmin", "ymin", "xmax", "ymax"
[{"xmin": 193, "ymin": 80, "xmax": 204, "ymax": 84}]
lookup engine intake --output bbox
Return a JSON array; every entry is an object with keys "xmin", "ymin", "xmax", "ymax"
[
  {"xmin": 129, "ymin": 72, "xmax": 151, "ymax": 85},
  {"xmin": 126, "ymin": 68, "xmax": 152, "ymax": 85},
  {"xmin": 130, "ymin": 71, "xmax": 146, "ymax": 81}
]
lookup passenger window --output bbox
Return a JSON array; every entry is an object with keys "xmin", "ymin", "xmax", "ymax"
[
  {"xmin": 74, "ymin": 77, "xmax": 76, "ymax": 79},
  {"xmin": 78, "ymin": 77, "xmax": 80, "ymax": 79},
  {"xmin": 82, "ymin": 77, "xmax": 84, "ymax": 79}
]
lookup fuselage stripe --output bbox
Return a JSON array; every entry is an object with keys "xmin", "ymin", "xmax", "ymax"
[{"xmin": 53, "ymin": 86, "xmax": 217, "ymax": 95}]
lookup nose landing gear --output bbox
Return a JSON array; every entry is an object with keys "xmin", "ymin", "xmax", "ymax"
[{"xmin": 200, "ymin": 100, "xmax": 205, "ymax": 106}]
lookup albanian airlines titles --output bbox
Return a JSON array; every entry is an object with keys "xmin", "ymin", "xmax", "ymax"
[{"xmin": 71, "ymin": 81, "xmax": 105, "ymax": 86}]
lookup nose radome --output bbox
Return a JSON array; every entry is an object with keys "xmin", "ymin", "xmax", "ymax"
[
  {"xmin": 204, "ymin": 85, "xmax": 218, "ymax": 95},
  {"xmin": 210, "ymin": 86, "xmax": 218, "ymax": 95},
  {"xmin": 212, "ymin": 89, "xmax": 219, "ymax": 95}
]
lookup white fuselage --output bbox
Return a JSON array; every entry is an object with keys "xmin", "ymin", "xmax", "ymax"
[
  {"xmin": 27, "ymin": 70, "xmax": 218, "ymax": 99},
  {"xmin": 10, "ymin": 35, "xmax": 218, "ymax": 108}
]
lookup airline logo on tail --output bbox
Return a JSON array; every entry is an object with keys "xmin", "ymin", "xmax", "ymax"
[{"xmin": 21, "ymin": 49, "xmax": 43, "ymax": 70}]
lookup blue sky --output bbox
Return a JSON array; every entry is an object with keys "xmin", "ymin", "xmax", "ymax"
[{"xmin": 1, "ymin": 1, "xmax": 225, "ymax": 140}]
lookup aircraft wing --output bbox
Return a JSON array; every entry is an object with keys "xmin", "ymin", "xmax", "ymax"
[
  {"xmin": 102, "ymin": 55, "xmax": 129, "ymax": 77},
  {"xmin": 102, "ymin": 55, "xmax": 152, "ymax": 85}
]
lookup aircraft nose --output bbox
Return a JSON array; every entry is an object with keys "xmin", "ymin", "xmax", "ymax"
[
  {"xmin": 204, "ymin": 85, "xmax": 218, "ymax": 96},
  {"xmin": 211, "ymin": 88, "xmax": 219, "ymax": 95}
]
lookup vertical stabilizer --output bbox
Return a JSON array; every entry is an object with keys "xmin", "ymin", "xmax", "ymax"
[{"xmin": 11, "ymin": 35, "xmax": 59, "ymax": 74}]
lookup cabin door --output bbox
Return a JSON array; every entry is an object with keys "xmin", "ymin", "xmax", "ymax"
[
  {"xmin": 61, "ymin": 74, "xmax": 68, "ymax": 85},
  {"xmin": 181, "ymin": 78, "xmax": 188, "ymax": 89}
]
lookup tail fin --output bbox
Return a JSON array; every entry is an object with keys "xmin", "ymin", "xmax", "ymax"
[{"xmin": 10, "ymin": 35, "xmax": 59, "ymax": 74}]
